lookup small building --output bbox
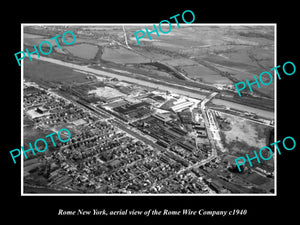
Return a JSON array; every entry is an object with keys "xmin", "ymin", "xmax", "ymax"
[
  {"xmin": 197, "ymin": 130, "xmax": 207, "ymax": 138},
  {"xmin": 36, "ymin": 107, "xmax": 48, "ymax": 114}
]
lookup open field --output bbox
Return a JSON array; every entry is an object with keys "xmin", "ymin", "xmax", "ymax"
[
  {"xmin": 24, "ymin": 32, "xmax": 102, "ymax": 60},
  {"xmin": 24, "ymin": 36, "xmax": 59, "ymax": 48},
  {"xmin": 24, "ymin": 58, "xmax": 90, "ymax": 85},
  {"xmin": 218, "ymin": 112, "xmax": 272, "ymax": 151},
  {"xmin": 217, "ymin": 111, "xmax": 273, "ymax": 170},
  {"xmin": 23, "ymin": 25, "xmax": 275, "ymax": 100},
  {"xmin": 23, "ymin": 124, "xmax": 58, "ymax": 158},
  {"xmin": 64, "ymin": 43, "xmax": 99, "ymax": 59},
  {"xmin": 24, "ymin": 33, "xmax": 46, "ymax": 39},
  {"xmin": 24, "ymin": 126, "xmax": 50, "ymax": 146},
  {"xmin": 131, "ymin": 64, "xmax": 174, "ymax": 79},
  {"xmin": 101, "ymin": 46, "xmax": 151, "ymax": 64},
  {"xmin": 181, "ymin": 64, "xmax": 233, "ymax": 84},
  {"xmin": 23, "ymin": 32, "xmax": 77, "ymax": 48},
  {"xmin": 160, "ymin": 58, "xmax": 196, "ymax": 66},
  {"xmin": 241, "ymin": 172, "xmax": 269, "ymax": 185},
  {"xmin": 127, "ymin": 25, "xmax": 274, "ymax": 98},
  {"xmin": 64, "ymin": 36, "xmax": 109, "ymax": 45},
  {"xmin": 217, "ymin": 111, "xmax": 274, "ymax": 172}
]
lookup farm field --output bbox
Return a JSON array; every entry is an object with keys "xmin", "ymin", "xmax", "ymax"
[
  {"xmin": 64, "ymin": 43, "xmax": 99, "ymax": 59},
  {"xmin": 24, "ymin": 58, "xmax": 90, "ymax": 85},
  {"xmin": 181, "ymin": 64, "xmax": 233, "ymax": 84},
  {"xmin": 132, "ymin": 64, "xmax": 173, "ymax": 79},
  {"xmin": 127, "ymin": 25, "xmax": 274, "ymax": 98},
  {"xmin": 24, "ymin": 36, "xmax": 59, "ymax": 48},
  {"xmin": 23, "ymin": 25, "xmax": 275, "ymax": 99},
  {"xmin": 64, "ymin": 36, "xmax": 109, "ymax": 45},
  {"xmin": 24, "ymin": 31, "xmax": 75, "ymax": 48},
  {"xmin": 101, "ymin": 46, "xmax": 151, "ymax": 64},
  {"xmin": 160, "ymin": 58, "xmax": 199, "ymax": 67},
  {"xmin": 24, "ymin": 33, "xmax": 46, "ymax": 39}
]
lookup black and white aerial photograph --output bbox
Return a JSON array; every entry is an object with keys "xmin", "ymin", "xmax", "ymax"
[{"xmin": 22, "ymin": 24, "xmax": 275, "ymax": 194}]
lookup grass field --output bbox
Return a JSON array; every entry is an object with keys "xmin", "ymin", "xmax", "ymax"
[
  {"xmin": 24, "ymin": 32, "xmax": 59, "ymax": 48},
  {"xmin": 243, "ymin": 172, "xmax": 269, "ymax": 185},
  {"xmin": 24, "ymin": 126, "xmax": 50, "ymax": 146},
  {"xmin": 218, "ymin": 111, "xmax": 274, "ymax": 175},
  {"xmin": 24, "ymin": 58, "xmax": 89, "ymax": 84},
  {"xmin": 160, "ymin": 57, "xmax": 235, "ymax": 84},
  {"xmin": 102, "ymin": 46, "xmax": 151, "ymax": 64},
  {"xmin": 181, "ymin": 64, "xmax": 233, "ymax": 84},
  {"xmin": 128, "ymin": 25, "xmax": 274, "ymax": 98},
  {"xmin": 24, "ymin": 33, "xmax": 102, "ymax": 60},
  {"xmin": 23, "ymin": 125, "xmax": 57, "ymax": 158},
  {"xmin": 24, "ymin": 26, "xmax": 274, "ymax": 98},
  {"xmin": 64, "ymin": 43, "xmax": 99, "ymax": 59},
  {"xmin": 218, "ymin": 112, "xmax": 272, "ymax": 153},
  {"xmin": 24, "ymin": 33, "xmax": 46, "ymax": 39},
  {"xmin": 160, "ymin": 58, "xmax": 196, "ymax": 66},
  {"xmin": 64, "ymin": 36, "xmax": 109, "ymax": 45}
]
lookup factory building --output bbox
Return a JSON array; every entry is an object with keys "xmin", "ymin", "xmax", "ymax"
[{"xmin": 171, "ymin": 101, "xmax": 194, "ymax": 112}]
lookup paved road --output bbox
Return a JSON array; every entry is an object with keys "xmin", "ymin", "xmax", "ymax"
[
  {"xmin": 200, "ymin": 92, "xmax": 218, "ymax": 109},
  {"xmin": 122, "ymin": 26, "xmax": 131, "ymax": 49}
]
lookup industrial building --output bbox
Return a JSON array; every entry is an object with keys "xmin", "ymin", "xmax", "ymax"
[
  {"xmin": 171, "ymin": 100, "xmax": 194, "ymax": 112},
  {"xmin": 153, "ymin": 113, "xmax": 172, "ymax": 123}
]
